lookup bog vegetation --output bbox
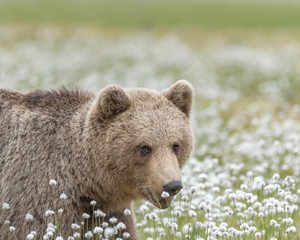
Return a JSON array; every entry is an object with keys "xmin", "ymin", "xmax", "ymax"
[{"xmin": 1, "ymin": 0, "xmax": 300, "ymax": 239}]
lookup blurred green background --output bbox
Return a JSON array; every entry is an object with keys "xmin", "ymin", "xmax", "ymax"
[{"xmin": 1, "ymin": 0, "xmax": 300, "ymax": 29}]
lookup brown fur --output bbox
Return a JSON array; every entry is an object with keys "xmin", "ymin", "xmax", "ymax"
[{"xmin": 0, "ymin": 80, "xmax": 193, "ymax": 239}]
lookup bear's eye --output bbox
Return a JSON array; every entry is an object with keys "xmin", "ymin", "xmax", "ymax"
[
  {"xmin": 173, "ymin": 144, "xmax": 180, "ymax": 155},
  {"xmin": 140, "ymin": 146, "xmax": 152, "ymax": 157}
]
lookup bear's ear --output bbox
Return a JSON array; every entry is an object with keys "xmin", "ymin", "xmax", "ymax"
[
  {"xmin": 162, "ymin": 80, "xmax": 193, "ymax": 118},
  {"xmin": 93, "ymin": 85, "xmax": 130, "ymax": 121}
]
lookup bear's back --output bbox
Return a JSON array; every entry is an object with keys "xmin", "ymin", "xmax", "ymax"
[{"xmin": 0, "ymin": 88, "xmax": 95, "ymax": 114}]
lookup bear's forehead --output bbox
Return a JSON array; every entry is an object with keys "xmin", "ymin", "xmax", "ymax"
[
  {"xmin": 126, "ymin": 89, "xmax": 177, "ymax": 111},
  {"xmin": 120, "ymin": 111, "xmax": 188, "ymax": 143}
]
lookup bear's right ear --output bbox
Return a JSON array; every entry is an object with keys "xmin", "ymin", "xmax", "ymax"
[
  {"xmin": 90, "ymin": 85, "xmax": 130, "ymax": 122},
  {"xmin": 162, "ymin": 80, "xmax": 193, "ymax": 118}
]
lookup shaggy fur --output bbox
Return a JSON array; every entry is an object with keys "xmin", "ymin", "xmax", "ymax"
[{"xmin": 0, "ymin": 80, "xmax": 193, "ymax": 239}]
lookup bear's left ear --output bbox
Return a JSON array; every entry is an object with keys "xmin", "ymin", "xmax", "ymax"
[
  {"xmin": 162, "ymin": 80, "xmax": 193, "ymax": 118},
  {"xmin": 91, "ymin": 85, "xmax": 130, "ymax": 122}
]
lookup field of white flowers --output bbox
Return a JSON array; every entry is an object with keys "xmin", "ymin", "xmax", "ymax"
[{"xmin": 1, "ymin": 26, "xmax": 300, "ymax": 239}]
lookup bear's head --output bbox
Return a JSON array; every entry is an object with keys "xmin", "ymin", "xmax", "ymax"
[{"xmin": 88, "ymin": 80, "xmax": 193, "ymax": 209}]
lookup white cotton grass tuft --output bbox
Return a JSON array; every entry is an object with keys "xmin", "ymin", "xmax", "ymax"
[
  {"xmin": 188, "ymin": 210, "xmax": 197, "ymax": 218},
  {"xmin": 45, "ymin": 210, "xmax": 55, "ymax": 217},
  {"xmin": 104, "ymin": 227, "xmax": 116, "ymax": 237},
  {"xmin": 161, "ymin": 191, "xmax": 170, "ymax": 198},
  {"xmin": 123, "ymin": 232, "xmax": 131, "ymax": 239},
  {"xmin": 93, "ymin": 226, "xmax": 103, "ymax": 234},
  {"xmin": 82, "ymin": 213, "xmax": 90, "ymax": 219},
  {"xmin": 73, "ymin": 232, "xmax": 80, "ymax": 238},
  {"xmin": 60, "ymin": 193, "xmax": 67, "ymax": 200},
  {"xmin": 109, "ymin": 217, "xmax": 118, "ymax": 224},
  {"xmin": 25, "ymin": 213, "xmax": 34, "ymax": 222},
  {"xmin": 90, "ymin": 200, "xmax": 97, "ymax": 206},
  {"xmin": 71, "ymin": 223, "xmax": 81, "ymax": 230},
  {"xmin": 124, "ymin": 208, "xmax": 131, "ymax": 215},
  {"xmin": 190, "ymin": 186, "xmax": 197, "ymax": 194},
  {"xmin": 26, "ymin": 233, "xmax": 35, "ymax": 240},
  {"xmin": 94, "ymin": 209, "xmax": 106, "ymax": 218},
  {"xmin": 286, "ymin": 226, "xmax": 296, "ymax": 233},
  {"xmin": 9, "ymin": 226, "xmax": 16, "ymax": 232},
  {"xmin": 2, "ymin": 203, "xmax": 10, "ymax": 210},
  {"xmin": 84, "ymin": 231, "xmax": 93, "ymax": 238},
  {"xmin": 116, "ymin": 222, "xmax": 126, "ymax": 230},
  {"xmin": 1, "ymin": 30, "xmax": 300, "ymax": 240},
  {"xmin": 49, "ymin": 179, "xmax": 57, "ymax": 186}
]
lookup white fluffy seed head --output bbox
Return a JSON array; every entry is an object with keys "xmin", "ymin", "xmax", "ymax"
[
  {"xmin": 150, "ymin": 213, "xmax": 158, "ymax": 221},
  {"xmin": 26, "ymin": 234, "xmax": 35, "ymax": 240},
  {"xmin": 161, "ymin": 191, "xmax": 170, "ymax": 198},
  {"xmin": 175, "ymin": 210, "xmax": 182, "ymax": 217},
  {"xmin": 49, "ymin": 179, "xmax": 57, "ymax": 186},
  {"xmin": 82, "ymin": 213, "xmax": 90, "ymax": 219},
  {"xmin": 9, "ymin": 226, "xmax": 16, "ymax": 232},
  {"xmin": 109, "ymin": 217, "xmax": 118, "ymax": 224},
  {"xmin": 199, "ymin": 202, "xmax": 206, "ymax": 210},
  {"xmin": 190, "ymin": 186, "xmax": 197, "ymax": 194},
  {"xmin": 55, "ymin": 237, "xmax": 63, "ymax": 240},
  {"xmin": 104, "ymin": 227, "xmax": 116, "ymax": 237},
  {"xmin": 182, "ymin": 195, "xmax": 189, "ymax": 201},
  {"xmin": 270, "ymin": 219, "xmax": 277, "ymax": 226},
  {"xmin": 71, "ymin": 223, "xmax": 80, "ymax": 230},
  {"xmin": 73, "ymin": 232, "xmax": 80, "ymax": 238},
  {"xmin": 93, "ymin": 226, "xmax": 103, "ymax": 234},
  {"xmin": 84, "ymin": 231, "xmax": 93, "ymax": 238},
  {"xmin": 123, "ymin": 232, "xmax": 131, "ymax": 239},
  {"xmin": 102, "ymin": 222, "xmax": 109, "ymax": 228},
  {"xmin": 272, "ymin": 173, "xmax": 280, "ymax": 180},
  {"xmin": 94, "ymin": 209, "xmax": 106, "ymax": 218},
  {"xmin": 2, "ymin": 203, "xmax": 10, "ymax": 210},
  {"xmin": 240, "ymin": 223, "xmax": 249, "ymax": 230},
  {"xmin": 195, "ymin": 222, "xmax": 202, "ymax": 229},
  {"xmin": 90, "ymin": 200, "xmax": 97, "ymax": 206},
  {"xmin": 60, "ymin": 193, "xmax": 68, "ymax": 200},
  {"xmin": 25, "ymin": 213, "xmax": 34, "ymax": 222},
  {"xmin": 188, "ymin": 210, "xmax": 197, "ymax": 217},
  {"xmin": 286, "ymin": 226, "xmax": 296, "ymax": 233},
  {"xmin": 240, "ymin": 184, "xmax": 248, "ymax": 191},
  {"xmin": 45, "ymin": 210, "xmax": 55, "ymax": 217},
  {"xmin": 124, "ymin": 208, "xmax": 131, "ymax": 216},
  {"xmin": 116, "ymin": 222, "xmax": 126, "ymax": 230}
]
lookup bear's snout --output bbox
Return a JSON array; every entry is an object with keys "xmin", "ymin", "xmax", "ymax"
[{"xmin": 163, "ymin": 181, "xmax": 183, "ymax": 197}]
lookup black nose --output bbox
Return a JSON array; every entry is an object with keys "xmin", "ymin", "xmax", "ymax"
[{"xmin": 163, "ymin": 181, "xmax": 183, "ymax": 196}]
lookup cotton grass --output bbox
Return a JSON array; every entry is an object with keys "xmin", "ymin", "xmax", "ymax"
[{"xmin": 1, "ymin": 27, "xmax": 300, "ymax": 239}]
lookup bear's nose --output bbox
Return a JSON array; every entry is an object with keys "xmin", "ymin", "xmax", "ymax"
[{"xmin": 163, "ymin": 181, "xmax": 183, "ymax": 197}]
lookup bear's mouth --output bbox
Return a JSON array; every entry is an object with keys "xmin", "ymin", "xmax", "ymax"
[{"xmin": 148, "ymin": 191, "xmax": 173, "ymax": 209}]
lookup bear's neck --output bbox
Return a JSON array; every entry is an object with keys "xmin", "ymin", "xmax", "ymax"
[{"xmin": 69, "ymin": 113, "xmax": 133, "ymax": 213}]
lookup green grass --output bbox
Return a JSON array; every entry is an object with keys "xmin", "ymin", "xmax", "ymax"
[{"xmin": 1, "ymin": 0, "xmax": 300, "ymax": 29}]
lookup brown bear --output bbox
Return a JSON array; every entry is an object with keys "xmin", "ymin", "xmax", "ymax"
[{"xmin": 0, "ymin": 80, "xmax": 193, "ymax": 239}]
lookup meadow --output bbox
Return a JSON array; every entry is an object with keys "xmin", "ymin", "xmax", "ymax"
[{"xmin": 1, "ymin": 0, "xmax": 300, "ymax": 239}]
